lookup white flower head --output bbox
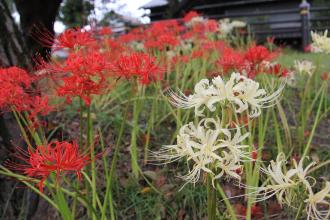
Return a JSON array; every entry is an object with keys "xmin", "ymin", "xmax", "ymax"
[
  {"xmin": 255, "ymin": 153, "xmax": 316, "ymax": 207},
  {"xmin": 305, "ymin": 181, "xmax": 330, "ymax": 220},
  {"xmin": 155, "ymin": 118, "xmax": 249, "ymax": 187},
  {"xmin": 294, "ymin": 60, "xmax": 315, "ymax": 76},
  {"xmin": 311, "ymin": 30, "xmax": 330, "ymax": 54},
  {"xmin": 186, "ymin": 16, "xmax": 207, "ymax": 27},
  {"xmin": 218, "ymin": 18, "xmax": 246, "ymax": 36},
  {"xmin": 168, "ymin": 72, "xmax": 285, "ymax": 118}
]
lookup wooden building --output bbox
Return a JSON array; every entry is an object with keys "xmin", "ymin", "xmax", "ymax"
[{"xmin": 143, "ymin": 0, "xmax": 330, "ymax": 49}]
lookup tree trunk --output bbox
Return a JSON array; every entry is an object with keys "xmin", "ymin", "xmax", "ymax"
[
  {"xmin": 14, "ymin": 0, "xmax": 62, "ymax": 61},
  {"xmin": 0, "ymin": 1, "xmax": 62, "ymax": 219},
  {"xmin": 0, "ymin": 1, "xmax": 30, "ymax": 68}
]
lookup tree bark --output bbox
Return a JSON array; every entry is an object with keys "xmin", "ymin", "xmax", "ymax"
[
  {"xmin": 0, "ymin": 1, "xmax": 30, "ymax": 68},
  {"xmin": 14, "ymin": 0, "xmax": 62, "ymax": 61},
  {"xmin": 0, "ymin": 1, "xmax": 62, "ymax": 219}
]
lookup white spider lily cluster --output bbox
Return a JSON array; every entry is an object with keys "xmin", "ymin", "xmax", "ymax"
[
  {"xmin": 156, "ymin": 118, "xmax": 249, "ymax": 186},
  {"xmin": 218, "ymin": 18, "xmax": 246, "ymax": 36},
  {"xmin": 254, "ymin": 153, "xmax": 315, "ymax": 205},
  {"xmin": 305, "ymin": 181, "xmax": 330, "ymax": 220},
  {"xmin": 294, "ymin": 60, "xmax": 315, "ymax": 76},
  {"xmin": 168, "ymin": 72, "xmax": 285, "ymax": 117},
  {"xmin": 251, "ymin": 153, "xmax": 330, "ymax": 219},
  {"xmin": 311, "ymin": 30, "xmax": 330, "ymax": 54}
]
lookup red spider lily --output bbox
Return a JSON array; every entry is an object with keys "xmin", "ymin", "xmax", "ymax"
[
  {"xmin": 0, "ymin": 67, "xmax": 32, "ymax": 111},
  {"xmin": 244, "ymin": 45, "xmax": 278, "ymax": 78},
  {"xmin": 118, "ymin": 27, "xmax": 146, "ymax": 43},
  {"xmin": 183, "ymin": 11, "xmax": 199, "ymax": 22},
  {"xmin": 183, "ymin": 11, "xmax": 200, "ymax": 22},
  {"xmin": 150, "ymin": 20, "xmax": 183, "ymax": 35},
  {"xmin": 110, "ymin": 52, "xmax": 164, "ymax": 85},
  {"xmin": 217, "ymin": 47, "xmax": 246, "ymax": 74},
  {"xmin": 251, "ymin": 150, "xmax": 258, "ymax": 161},
  {"xmin": 321, "ymin": 72, "xmax": 329, "ymax": 81},
  {"xmin": 37, "ymin": 28, "xmax": 96, "ymax": 50},
  {"xmin": 28, "ymin": 96, "xmax": 54, "ymax": 128},
  {"xmin": 244, "ymin": 45, "xmax": 277, "ymax": 65},
  {"xmin": 266, "ymin": 63, "xmax": 288, "ymax": 77},
  {"xmin": 144, "ymin": 34, "xmax": 179, "ymax": 51},
  {"xmin": 56, "ymin": 28, "xmax": 96, "ymax": 50},
  {"xmin": 6, "ymin": 141, "xmax": 91, "ymax": 192},
  {"xmin": 204, "ymin": 19, "xmax": 219, "ymax": 33},
  {"xmin": 304, "ymin": 44, "xmax": 312, "ymax": 53},
  {"xmin": 98, "ymin": 27, "xmax": 112, "ymax": 36},
  {"xmin": 47, "ymin": 50, "xmax": 109, "ymax": 105}
]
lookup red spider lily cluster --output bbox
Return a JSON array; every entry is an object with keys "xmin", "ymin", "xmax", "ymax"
[
  {"xmin": 0, "ymin": 67, "xmax": 53, "ymax": 126},
  {"xmin": 6, "ymin": 141, "xmax": 90, "ymax": 192},
  {"xmin": 110, "ymin": 52, "xmax": 164, "ymax": 85},
  {"xmin": 217, "ymin": 44, "xmax": 287, "ymax": 78}
]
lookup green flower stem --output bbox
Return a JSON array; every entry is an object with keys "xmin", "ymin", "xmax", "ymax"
[
  {"xmin": 294, "ymin": 202, "xmax": 304, "ymax": 220},
  {"xmin": 216, "ymin": 183, "xmax": 238, "ymax": 220},
  {"xmin": 130, "ymin": 85, "xmax": 145, "ymax": 178},
  {"xmin": 79, "ymin": 98, "xmax": 84, "ymax": 148},
  {"xmin": 0, "ymin": 166, "xmax": 59, "ymax": 210},
  {"xmin": 302, "ymin": 88, "xmax": 325, "ymax": 158},
  {"xmin": 105, "ymin": 97, "xmax": 131, "ymax": 220},
  {"xmin": 86, "ymin": 105, "xmax": 97, "ymax": 220},
  {"xmin": 207, "ymin": 174, "xmax": 216, "ymax": 220}
]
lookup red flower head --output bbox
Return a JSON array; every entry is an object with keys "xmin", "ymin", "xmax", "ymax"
[
  {"xmin": 98, "ymin": 27, "xmax": 112, "ymax": 36},
  {"xmin": 50, "ymin": 50, "xmax": 108, "ymax": 105},
  {"xmin": 53, "ymin": 28, "xmax": 96, "ymax": 50},
  {"xmin": 217, "ymin": 47, "xmax": 245, "ymax": 74},
  {"xmin": 304, "ymin": 44, "xmax": 312, "ymax": 53},
  {"xmin": 111, "ymin": 52, "xmax": 164, "ymax": 85},
  {"xmin": 183, "ymin": 11, "xmax": 200, "ymax": 22},
  {"xmin": 244, "ymin": 45, "xmax": 277, "ymax": 65},
  {"xmin": 150, "ymin": 20, "xmax": 183, "ymax": 35},
  {"xmin": 0, "ymin": 67, "xmax": 32, "ymax": 111},
  {"xmin": 204, "ymin": 19, "xmax": 219, "ymax": 33},
  {"xmin": 266, "ymin": 63, "xmax": 288, "ymax": 77},
  {"xmin": 145, "ymin": 33, "xmax": 179, "ymax": 51},
  {"xmin": 7, "ymin": 141, "xmax": 91, "ymax": 192},
  {"xmin": 28, "ymin": 95, "xmax": 54, "ymax": 128},
  {"xmin": 321, "ymin": 72, "xmax": 329, "ymax": 81}
]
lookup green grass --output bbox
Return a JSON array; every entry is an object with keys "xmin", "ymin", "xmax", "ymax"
[{"xmin": 277, "ymin": 48, "xmax": 330, "ymax": 73}]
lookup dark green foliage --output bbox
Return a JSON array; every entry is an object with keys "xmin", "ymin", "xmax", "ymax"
[{"xmin": 59, "ymin": 0, "xmax": 93, "ymax": 28}]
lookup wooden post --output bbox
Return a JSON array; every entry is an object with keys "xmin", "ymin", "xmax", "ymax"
[{"xmin": 300, "ymin": 0, "xmax": 310, "ymax": 51}]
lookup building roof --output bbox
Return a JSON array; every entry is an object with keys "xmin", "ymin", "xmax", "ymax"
[{"xmin": 142, "ymin": 0, "xmax": 168, "ymax": 8}]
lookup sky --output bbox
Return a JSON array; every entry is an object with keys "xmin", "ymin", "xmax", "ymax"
[{"xmin": 54, "ymin": 0, "xmax": 152, "ymax": 33}]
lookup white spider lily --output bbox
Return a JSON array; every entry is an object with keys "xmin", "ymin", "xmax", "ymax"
[
  {"xmin": 253, "ymin": 153, "xmax": 316, "ymax": 207},
  {"xmin": 155, "ymin": 117, "xmax": 249, "ymax": 187},
  {"xmin": 218, "ymin": 126, "xmax": 250, "ymax": 162},
  {"xmin": 218, "ymin": 18, "xmax": 246, "ymax": 36},
  {"xmin": 311, "ymin": 30, "xmax": 330, "ymax": 54},
  {"xmin": 305, "ymin": 181, "xmax": 330, "ymax": 220},
  {"xmin": 294, "ymin": 60, "xmax": 315, "ymax": 76},
  {"xmin": 291, "ymin": 158, "xmax": 316, "ymax": 193},
  {"xmin": 185, "ymin": 16, "xmax": 207, "ymax": 27},
  {"xmin": 168, "ymin": 72, "xmax": 285, "ymax": 117},
  {"xmin": 168, "ymin": 79, "xmax": 217, "ymax": 116},
  {"xmin": 257, "ymin": 153, "xmax": 299, "ymax": 205},
  {"xmin": 213, "ymin": 152, "xmax": 243, "ymax": 182}
]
